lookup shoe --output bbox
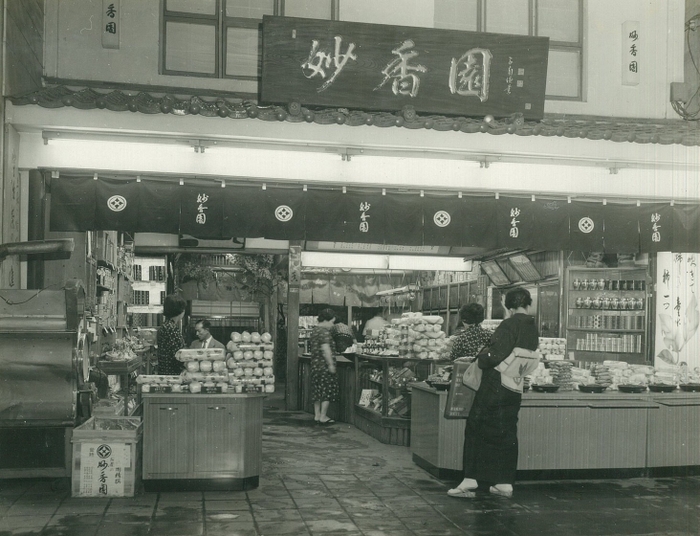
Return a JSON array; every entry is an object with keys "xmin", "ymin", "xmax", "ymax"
[
  {"xmin": 447, "ymin": 488, "xmax": 476, "ymax": 498},
  {"xmin": 489, "ymin": 485, "xmax": 513, "ymax": 498},
  {"xmin": 318, "ymin": 419, "xmax": 335, "ymax": 425}
]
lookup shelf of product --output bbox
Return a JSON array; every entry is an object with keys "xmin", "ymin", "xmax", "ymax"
[
  {"xmin": 565, "ymin": 267, "xmax": 649, "ymax": 363},
  {"xmin": 137, "ymin": 330, "xmax": 275, "ymax": 394}
]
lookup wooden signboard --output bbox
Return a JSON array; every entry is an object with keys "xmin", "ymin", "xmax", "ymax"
[{"xmin": 262, "ymin": 16, "xmax": 549, "ymax": 120}]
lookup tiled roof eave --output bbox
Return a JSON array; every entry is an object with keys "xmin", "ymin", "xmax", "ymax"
[{"xmin": 10, "ymin": 86, "xmax": 700, "ymax": 146}]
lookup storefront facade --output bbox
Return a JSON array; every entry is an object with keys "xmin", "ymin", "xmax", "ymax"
[{"xmin": 2, "ymin": 1, "xmax": 700, "ymax": 411}]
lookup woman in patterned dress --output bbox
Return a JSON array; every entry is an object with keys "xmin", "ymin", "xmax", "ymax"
[
  {"xmin": 157, "ymin": 294, "xmax": 187, "ymax": 375},
  {"xmin": 450, "ymin": 303, "xmax": 492, "ymax": 360},
  {"xmin": 310, "ymin": 308, "xmax": 340, "ymax": 424}
]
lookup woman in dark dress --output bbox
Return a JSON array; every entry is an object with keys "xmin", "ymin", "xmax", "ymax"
[
  {"xmin": 310, "ymin": 308, "xmax": 340, "ymax": 424},
  {"xmin": 157, "ymin": 294, "xmax": 187, "ymax": 375},
  {"xmin": 448, "ymin": 288, "xmax": 539, "ymax": 499},
  {"xmin": 450, "ymin": 303, "xmax": 492, "ymax": 360}
]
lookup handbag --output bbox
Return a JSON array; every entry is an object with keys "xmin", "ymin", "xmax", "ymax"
[
  {"xmin": 462, "ymin": 360, "xmax": 482, "ymax": 391},
  {"xmin": 444, "ymin": 360, "xmax": 477, "ymax": 419},
  {"xmin": 495, "ymin": 347, "xmax": 541, "ymax": 393}
]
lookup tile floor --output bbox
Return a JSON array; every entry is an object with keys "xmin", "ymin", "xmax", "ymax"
[{"xmin": 1, "ymin": 390, "xmax": 698, "ymax": 536}]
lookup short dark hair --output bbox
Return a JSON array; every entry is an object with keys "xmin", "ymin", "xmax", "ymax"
[
  {"xmin": 163, "ymin": 294, "xmax": 186, "ymax": 319},
  {"xmin": 196, "ymin": 319, "xmax": 211, "ymax": 331},
  {"xmin": 459, "ymin": 303, "xmax": 484, "ymax": 325},
  {"xmin": 317, "ymin": 308, "xmax": 336, "ymax": 323},
  {"xmin": 505, "ymin": 287, "xmax": 532, "ymax": 310}
]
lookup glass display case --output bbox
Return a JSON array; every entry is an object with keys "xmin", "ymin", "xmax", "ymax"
[{"xmin": 566, "ymin": 267, "xmax": 650, "ymax": 364}]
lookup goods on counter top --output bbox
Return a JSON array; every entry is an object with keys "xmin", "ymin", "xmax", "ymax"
[
  {"xmin": 140, "ymin": 331, "xmax": 276, "ymax": 394},
  {"xmin": 101, "ymin": 335, "xmax": 144, "ymax": 362},
  {"xmin": 390, "ymin": 312, "xmax": 448, "ymax": 360}
]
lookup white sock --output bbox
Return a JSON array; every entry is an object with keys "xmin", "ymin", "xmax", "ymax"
[
  {"xmin": 493, "ymin": 484, "xmax": 513, "ymax": 493},
  {"xmin": 457, "ymin": 478, "xmax": 478, "ymax": 490}
]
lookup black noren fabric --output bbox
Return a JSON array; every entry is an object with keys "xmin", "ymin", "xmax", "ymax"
[{"xmin": 50, "ymin": 176, "xmax": 96, "ymax": 231}]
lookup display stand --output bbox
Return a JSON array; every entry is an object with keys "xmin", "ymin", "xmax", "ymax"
[
  {"xmin": 411, "ymin": 382, "xmax": 700, "ymax": 479},
  {"xmin": 141, "ymin": 393, "xmax": 263, "ymax": 491},
  {"xmin": 97, "ymin": 357, "xmax": 143, "ymax": 415},
  {"xmin": 566, "ymin": 267, "xmax": 649, "ymax": 364},
  {"xmin": 354, "ymin": 354, "xmax": 443, "ymax": 446}
]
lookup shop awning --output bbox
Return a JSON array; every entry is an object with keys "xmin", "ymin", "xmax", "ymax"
[{"xmin": 49, "ymin": 175, "xmax": 698, "ymax": 253}]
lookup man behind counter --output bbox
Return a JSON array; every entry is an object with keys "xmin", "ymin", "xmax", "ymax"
[{"xmin": 190, "ymin": 319, "xmax": 226, "ymax": 350}]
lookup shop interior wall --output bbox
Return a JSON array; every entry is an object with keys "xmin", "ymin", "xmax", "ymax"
[{"xmin": 43, "ymin": 0, "xmax": 683, "ymax": 119}]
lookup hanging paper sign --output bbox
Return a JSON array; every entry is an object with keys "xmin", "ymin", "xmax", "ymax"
[
  {"xmin": 262, "ymin": 16, "xmax": 549, "ymax": 119},
  {"xmin": 102, "ymin": 0, "xmax": 120, "ymax": 49},
  {"xmin": 654, "ymin": 252, "xmax": 700, "ymax": 371},
  {"xmin": 622, "ymin": 21, "xmax": 639, "ymax": 86}
]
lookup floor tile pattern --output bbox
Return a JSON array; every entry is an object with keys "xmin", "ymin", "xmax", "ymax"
[{"xmin": 1, "ymin": 390, "xmax": 698, "ymax": 535}]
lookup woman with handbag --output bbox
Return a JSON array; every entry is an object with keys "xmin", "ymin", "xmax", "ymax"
[{"xmin": 448, "ymin": 287, "xmax": 539, "ymax": 499}]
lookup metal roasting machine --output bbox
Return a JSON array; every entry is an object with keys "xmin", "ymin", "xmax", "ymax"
[{"xmin": 0, "ymin": 240, "xmax": 91, "ymax": 479}]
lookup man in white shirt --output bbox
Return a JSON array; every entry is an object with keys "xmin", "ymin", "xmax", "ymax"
[
  {"xmin": 362, "ymin": 310, "xmax": 388, "ymax": 337},
  {"xmin": 190, "ymin": 319, "xmax": 226, "ymax": 350}
]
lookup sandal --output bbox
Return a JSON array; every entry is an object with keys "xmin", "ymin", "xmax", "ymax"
[{"xmin": 318, "ymin": 418, "xmax": 335, "ymax": 425}]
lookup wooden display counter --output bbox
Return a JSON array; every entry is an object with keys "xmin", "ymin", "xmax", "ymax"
[
  {"xmin": 298, "ymin": 354, "xmax": 355, "ymax": 424},
  {"xmin": 142, "ymin": 393, "xmax": 263, "ymax": 491},
  {"xmin": 411, "ymin": 382, "xmax": 700, "ymax": 480}
]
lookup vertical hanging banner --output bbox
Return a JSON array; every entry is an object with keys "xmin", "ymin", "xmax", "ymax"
[
  {"xmin": 530, "ymin": 198, "xmax": 569, "ymax": 251},
  {"xmin": 261, "ymin": 16, "xmax": 549, "ymax": 119},
  {"xmin": 622, "ymin": 21, "xmax": 640, "ymax": 86},
  {"xmin": 654, "ymin": 252, "xmax": 700, "ymax": 371},
  {"xmin": 341, "ymin": 192, "xmax": 385, "ymax": 244},
  {"xmin": 222, "ymin": 186, "xmax": 265, "ymax": 238},
  {"xmin": 180, "ymin": 184, "xmax": 224, "ymax": 239},
  {"xmin": 568, "ymin": 201, "xmax": 604, "ymax": 252},
  {"xmin": 95, "ymin": 179, "xmax": 139, "ymax": 231},
  {"xmin": 50, "ymin": 176, "xmax": 96, "ymax": 231},
  {"xmin": 102, "ymin": 0, "xmax": 120, "ymax": 49},
  {"xmin": 136, "ymin": 180, "xmax": 181, "ymax": 234},
  {"xmin": 462, "ymin": 196, "xmax": 496, "ymax": 248},
  {"xmin": 496, "ymin": 196, "xmax": 535, "ymax": 249},
  {"xmin": 263, "ymin": 188, "xmax": 306, "ymax": 240},
  {"xmin": 603, "ymin": 204, "xmax": 640, "ymax": 253},
  {"xmin": 304, "ymin": 190, "xmax": 346, "ymax": 242},
  {"xmin": 423, "ymin": 196, "xmax": 464, "ymax": 246},
  {"xmin": 639, "ymin": 203, "xmax": 673, "ymax": 252},
  {"xmin": 383, "ymin": 194, "xmax": 423, "ymax": 246},
  {"xmin": 672, "ymin": 205, "xmax": 700, "ymax": 253}
]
